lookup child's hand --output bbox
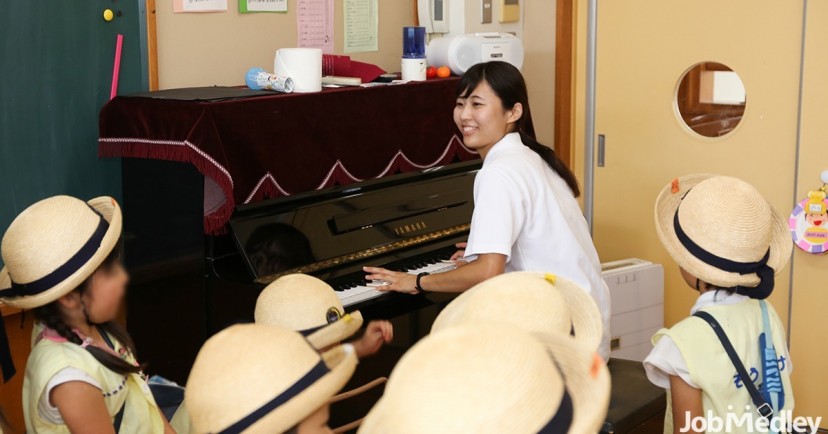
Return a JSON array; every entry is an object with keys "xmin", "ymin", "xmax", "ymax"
[{"xmin": 352, "ymin": 320, "xmax": 393, "ymax": 358}]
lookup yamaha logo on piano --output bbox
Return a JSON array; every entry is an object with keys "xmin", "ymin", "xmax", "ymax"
[{"xmin": 394, "ymin": 221, "xmax": 427, "ymax": 235}]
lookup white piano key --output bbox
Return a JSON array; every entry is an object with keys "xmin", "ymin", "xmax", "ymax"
[
  {"xmin": 339, "ymin": 287, "xmax": 384, "ymax": 307},
  {"xmin": 339, "ymin": 285, "xmax": 372, "ymax": 296},
  {"xmin": 407, "ymin": 263, "xmax": 456, "ymax": 274}
]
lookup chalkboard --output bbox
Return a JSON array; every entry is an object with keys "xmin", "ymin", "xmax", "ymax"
[{"xmin": 0, "ymin": 1, "xmax": 146, "ymax": 268}]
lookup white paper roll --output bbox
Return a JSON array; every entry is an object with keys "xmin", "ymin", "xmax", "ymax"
[{"xmin": 274, "ymin": 48, "xmax": 322, "ymax": 93}]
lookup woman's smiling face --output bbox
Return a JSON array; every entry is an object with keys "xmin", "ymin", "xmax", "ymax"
[{"xmin": 453, "ymin": 81, "xmax": 521, "ymax": 158}]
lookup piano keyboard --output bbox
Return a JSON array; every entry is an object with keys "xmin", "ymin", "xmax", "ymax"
[{"xmin": 332, "ymin": 251, "xmax": 459, "ymax": 307}]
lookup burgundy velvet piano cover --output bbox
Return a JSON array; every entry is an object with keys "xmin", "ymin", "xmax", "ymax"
[{"xmin": 98, "ymin": 78, "xmax": 478, "ymax": 234}]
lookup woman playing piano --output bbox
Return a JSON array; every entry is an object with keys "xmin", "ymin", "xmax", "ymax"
[{"xmin": 364, "ymin": 61, "xmax": 611, "ymax": 359}]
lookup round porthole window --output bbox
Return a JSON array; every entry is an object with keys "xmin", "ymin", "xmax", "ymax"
[{"xmin": 676, "ymin": 62, "xmax": 746, "ymax": 138}]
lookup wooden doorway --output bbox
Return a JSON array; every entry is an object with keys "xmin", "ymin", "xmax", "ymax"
[{"xmin": 554, "ymin": 0, "xmax": 574, "ymax": 167}]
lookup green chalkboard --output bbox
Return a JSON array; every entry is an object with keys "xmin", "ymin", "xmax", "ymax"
[{"xmin": 0, "ymin": 1, "xmax": 147, "ymax": 268}]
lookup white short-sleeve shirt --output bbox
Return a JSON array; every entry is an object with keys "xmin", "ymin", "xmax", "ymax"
[
  {"xmin": 39, "ymin": 367, "xmax": 102, "ymax": 424},
  {"xmin": 464, "ymin": 132, "xmax": 611, "ymax": 359}
]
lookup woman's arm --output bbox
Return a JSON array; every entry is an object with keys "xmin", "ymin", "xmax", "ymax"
[
  {"xmin": 51, "ymin": 381, "xmax": 116, "ymax": 434},
  {"xmin": 363, "ymin": 253, "xmax": 506, "ymax": 294},
  {"xmin": 669, "ymin": 375, "xmax": 704, "ymax": 434}
]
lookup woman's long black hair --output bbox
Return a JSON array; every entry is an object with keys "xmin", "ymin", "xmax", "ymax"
[
  {"xmin": 33, "ymin": 241, "xmax": 141, "ymax": 376},
  {"xmin": 457, "ymin": 61, "xmax": 581, "ymax": 197}
]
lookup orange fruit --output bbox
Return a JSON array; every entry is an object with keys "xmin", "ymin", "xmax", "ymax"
[{"xmin": 436, "ymin": 66, "xmax": 451, "ymax": 78}]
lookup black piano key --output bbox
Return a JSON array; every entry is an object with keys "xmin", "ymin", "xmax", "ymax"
[{"xmin": 397, "ymin": 261, "xmax": 415, "ymax": 271}]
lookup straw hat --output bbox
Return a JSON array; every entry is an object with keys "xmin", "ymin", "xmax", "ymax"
[
  {"xmin": 255, "ymin": 274, "xmax": 363, "ymax": 350},
  {"xmin": 431, "ymin": 271, "xmax": 603, "ymax": 353},
  {"xmin": 359, "ymin": 322, "xmax": 609, "ymax": 434},
  {"xmin": 185, "ymin": 323, "xmax": 357, "ymax": 434},
  {"xmin": 0, "ymin": 196, "xmax": 122, "ymax": 309},
  {"xmin": 654, "ymin": 175, "xmax": 791, "ymax": 294},
  {"xmin": 531, "ymin": 331, "xmax": 611, "ymax": 434}
]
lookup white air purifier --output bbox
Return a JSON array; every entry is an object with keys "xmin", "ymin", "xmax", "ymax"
[{"xmin": 601, "ymin": 258, "xmax": 665, "ymax": 362}]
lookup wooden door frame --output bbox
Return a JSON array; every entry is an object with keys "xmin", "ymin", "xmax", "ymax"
[
  {"xmin": 554, "ymin": 0, "xmax": 574, "ymax": 168},
  {"xmin": 146, "ymin": 0, "xmax": 159, "ymax": 90}
]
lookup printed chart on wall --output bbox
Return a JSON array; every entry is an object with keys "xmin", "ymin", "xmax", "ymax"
[
  {"xmin": 173, "ymin": 0, "xmax": 227, "ymax": 13},
  {"xmin": 298, "ymin": 0, "xmax": 334, "ymax": 52},
  {"xmin": 344, "ymin": 0, "xmax": 378, "ymax": 53},
  {"xmin": 240, "ymin": 0, "xmax": 287, "ymax": 13}
]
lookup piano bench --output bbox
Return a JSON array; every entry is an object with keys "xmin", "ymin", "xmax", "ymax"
[{"xmin": 601, "ymin": 358, "xmax": 667, "ymax": 434}]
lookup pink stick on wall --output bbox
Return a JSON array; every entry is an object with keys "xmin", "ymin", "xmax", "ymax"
[{"xmin": 110, "ymin": 34, "xmax": 123, "ymax": 100}]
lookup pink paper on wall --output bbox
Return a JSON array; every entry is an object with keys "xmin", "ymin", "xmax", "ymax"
[{"xmin": 297, "ymin": 0, "xmax": 334, "ymax": 53}]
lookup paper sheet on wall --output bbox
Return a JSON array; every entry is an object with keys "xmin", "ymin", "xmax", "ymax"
[
  {"xmin": 240, "ymin": 0, "xmax": 287, "ymax": 13},
  {"xmin": 173, "ymin": 0, "xmax": 227, "ymax": 13},
  {"xmin": 343, "ymin": 0, "xmax": 378, "ymax": 53},
  {"xmin": 297, "ymin": 0, "xmax": 334, "ymax": 53}
]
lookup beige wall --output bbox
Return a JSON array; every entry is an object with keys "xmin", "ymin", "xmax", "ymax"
[
  {"xmin": 520, "ymin": 0, "xmax": 555, "ymax": 149},
  {"xmin": 156, "ymin": 0, "xmax": 415, "ymax": 89}
]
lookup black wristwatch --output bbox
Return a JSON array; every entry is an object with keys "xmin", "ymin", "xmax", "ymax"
[{"xmin": 415, "ymin": 272, "xmax": 430, "ymax": 293}]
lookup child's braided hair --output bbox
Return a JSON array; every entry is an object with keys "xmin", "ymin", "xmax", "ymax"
[{"xmin": 33, "ymin": 241, "xmax": 141, "ymax": 376}]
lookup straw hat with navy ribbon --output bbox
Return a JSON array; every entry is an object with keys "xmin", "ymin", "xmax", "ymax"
[
  {"xmin": 255, "ymin": 274, "xmax": 363, "ymax": 350},
  {"xmin": 431, "ymin": 271, "xmax": 604, "ymax": 355},
  {"xmin": 430, "ymin": 272, "xmax": 610, "ymax": 434},
  {"xmin": 359, "ymin": 322, "xmax": 604, "ymax": 434},
  {"xmin": 185, "ymin": 323, "xmax": 357, "ymax": 434},
  {"xmin": 654, "ymin": 175, "xmax": 791, "ymax": 298},
  {"xmin": 0, "ymin": 195, "xmax": 122, "ymax": 382}
]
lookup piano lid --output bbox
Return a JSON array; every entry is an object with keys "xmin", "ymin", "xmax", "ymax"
[{"xmin": 228, "ymin": 161, "xmax": 481, "ymax": 282}]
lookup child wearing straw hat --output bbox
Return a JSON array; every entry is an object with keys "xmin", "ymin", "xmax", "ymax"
[
  {"xmin": 185, "ymin": 323, "xmax": 357, "ymax": 434},
  {"xmin": 427, "ymin": 271, "xmax": 611, "ymax": 433},
  {"xmin": 431, "ymin": 271, "xmax": 606, "ymax": 360},
  {"xmin": 359, "ymin": 322, "xmax": 609, "ymax": 434},
  {"xmin": 644, "ymin": 175, "xmax": 795, "ymax": 434},
  {"xmin": 0, "ymin": 196, "xmax": 179, "ymax": 433},
  {"xmin": 254, "ymin": 274, "xmax": 392, "ymax": 358}
]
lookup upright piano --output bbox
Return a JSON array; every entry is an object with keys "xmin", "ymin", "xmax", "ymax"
[{"xmin": 119, "ymin": 157, "xmax": 481, "ymax": 428}]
